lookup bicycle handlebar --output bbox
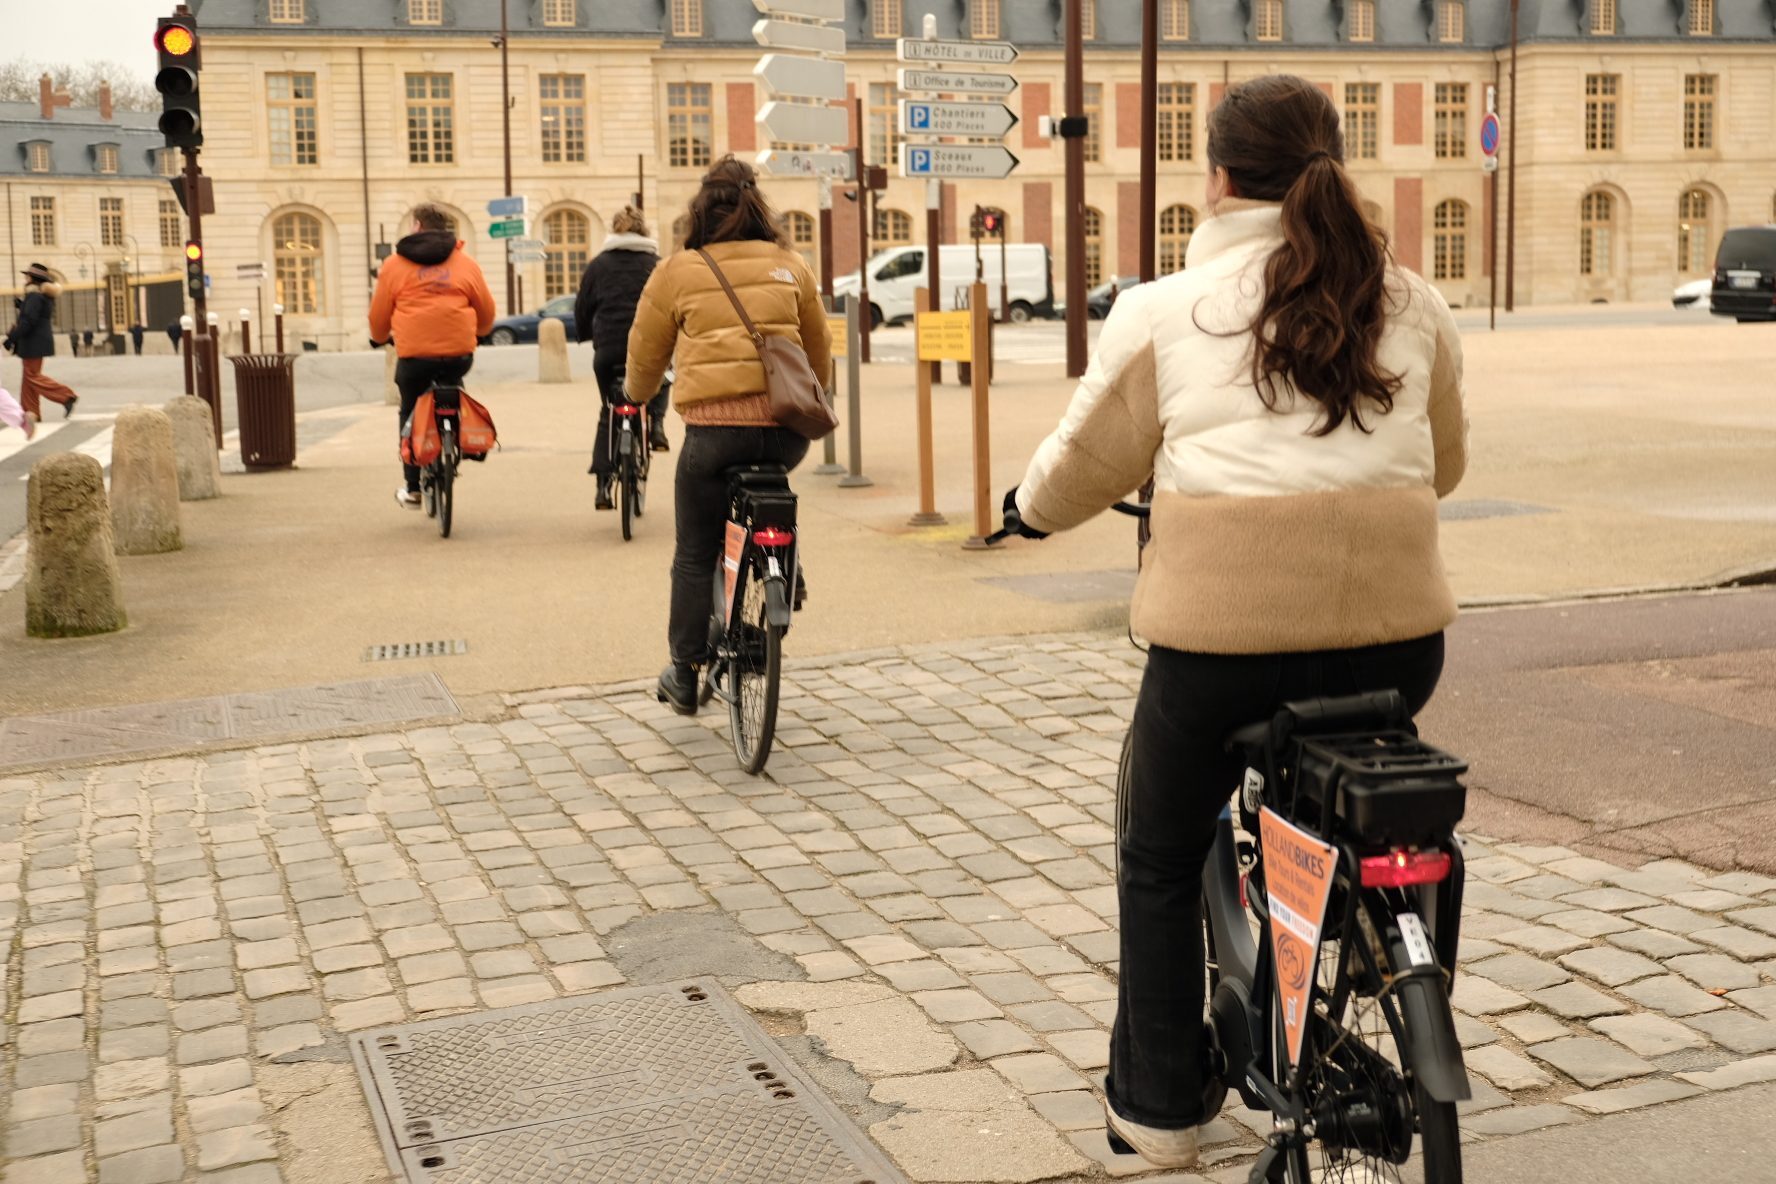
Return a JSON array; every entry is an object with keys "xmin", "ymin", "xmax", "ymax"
[{"xmin": 1111, "ymin": 502, "xmax": 1150, "ymax": 519}]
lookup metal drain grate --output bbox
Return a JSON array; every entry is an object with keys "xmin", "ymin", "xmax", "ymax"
[
  {"xmin": 365, "ymin": 640, "xmax": 469, "ymax": 663},
  {"xmin": 350, "ymin": 980, "xmax": 905, "ymax": 1184}
]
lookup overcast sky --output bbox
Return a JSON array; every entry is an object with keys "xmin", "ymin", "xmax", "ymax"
[{"xmin": 11, "ymin": 1, "xmax": 161, "ymax": 80}]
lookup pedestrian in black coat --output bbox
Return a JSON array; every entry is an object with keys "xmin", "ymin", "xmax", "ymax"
[{"xmin": 2, "ymin": 264, "xmax": 78, "ymax": 421}]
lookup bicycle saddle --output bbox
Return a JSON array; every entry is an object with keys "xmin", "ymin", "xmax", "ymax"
[{"xmin": 1224, "ymin": 690, "xmax": 1411, "ymax": 755}]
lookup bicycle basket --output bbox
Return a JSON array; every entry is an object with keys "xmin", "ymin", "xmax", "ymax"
[{"xmin": 1294, "ymin": 732, "xmax": 1468, "ymax": 847}]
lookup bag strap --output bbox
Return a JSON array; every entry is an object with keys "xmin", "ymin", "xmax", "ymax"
[{"xmin": 695, "ymin": 248, "xmax": 767, "ymax": 352}]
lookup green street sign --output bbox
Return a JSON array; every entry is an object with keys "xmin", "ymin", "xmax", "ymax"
[{"xmin": 489, "ymin": 218, "xmax": 526, "ymax": 239}]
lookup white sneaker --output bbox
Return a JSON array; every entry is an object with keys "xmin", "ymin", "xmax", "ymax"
[
  {"xmin": 395, "ymin": 486, "xmax": 421, "ymax": 509},
  {"xmin": 1104, "ymin": 1098, "xmax": 1200, "ymax": 1168}
]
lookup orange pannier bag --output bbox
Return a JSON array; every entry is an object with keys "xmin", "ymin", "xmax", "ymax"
[
  {"xmin": 400, "ymin": 393, "xmax": 441, "ymax": 467},
  {"xmin": 457, "ymin": 393, "xmax": 498, "ymax": 457}
]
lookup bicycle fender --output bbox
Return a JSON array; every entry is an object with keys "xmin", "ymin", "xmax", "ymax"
[
  {"xmin": 1394, "ymin": 970, "xmax": 1472, "ymax": 1103},
  {"xmin": 763, "ymin": 575, "xmax": 792, "ymax": 629}
]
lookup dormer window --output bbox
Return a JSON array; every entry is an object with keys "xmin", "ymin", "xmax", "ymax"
[
  {"xmin": 1349, "ymin": 0, "xmax": 1375, "ymax": 41},
  {"xmin": 1255, "ymin": 0, "xmax": 1283, "ymax": 41},
  {"xmin": 1688, "ymin": 0, "xmax": 1713, "ymax": 35},
  {"xmin": 1589, "ymin": 0, "xmax": 1615, "ymax": 35},
  {"xmin": 269, "ymin": 0, "xmax": 304, "ymax": 22},
  {"xmin": 1437, "ymin": 1, "xmax": 1465, "ymax": 43},
  {"xmin": 157, "ymin": 148, "xmax": 180, "ymax": 176},
  {"xmin": 408, "ymin": 0, "xmax": 441, "ymax": 25},
  {"xmin": 95, "ymin": 143, "xmax": 119, "ymax": 174},
  {"xmin": 26, "ymin": 141, "xmax": 51, "ymax": 172},
  {"xmin": 542, "ymin": 0, "xmax": 575, "ymax": 26}
]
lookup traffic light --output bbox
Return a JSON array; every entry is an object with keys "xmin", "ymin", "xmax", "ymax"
[
  {"xmin": 155, "ymin": 14, "xmax": 202, "ymax": 150},
  {"xmin": 185, "ymin": 241, "xmax": 204, "ymax": 300},
  {"xmin": 981, "ymin": 210, "xmax": 1002, "ymax": 237}
]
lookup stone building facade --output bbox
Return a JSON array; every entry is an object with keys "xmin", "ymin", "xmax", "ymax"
[{"xmin": 104, "ymin": 0, "xmax": 1776, "ymax": 347}]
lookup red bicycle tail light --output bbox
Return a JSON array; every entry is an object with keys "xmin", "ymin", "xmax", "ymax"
[
  {"xmin": 613, "ymin": 403, "xmax": 640, "ymax": 416},
  {"xmin": 752, "ymin": 527, "xmax": 795, "ymax": 548},
  {"xmin": 1360, "ymin": 849, "xmax": 1452, "ymax": 889}
]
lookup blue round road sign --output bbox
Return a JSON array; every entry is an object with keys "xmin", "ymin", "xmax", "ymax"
[{"xmin": 1480, "ymin": 113, "xmax": 1500, "ymax": 156}]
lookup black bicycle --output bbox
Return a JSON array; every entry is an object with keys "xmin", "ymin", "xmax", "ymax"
[
  {"xmin": 698, "ymin": 464, "xmax": 798, "ymax": 774},
  {"xmin": 601, "ymin": 365, "xmax": 652, "ymax": 541},
  {"xmin": 420, "ymin": 384, "xmax": 464, "ymax": 539},
  {"xmin": 1001, "ymin": 498, "xmax": 1472, "ymax": 1182}
]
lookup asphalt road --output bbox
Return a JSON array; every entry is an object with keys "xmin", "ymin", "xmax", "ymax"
[{"xmin": 1424, "ymin": 587, "xmax": 1776, "ymax": 872}]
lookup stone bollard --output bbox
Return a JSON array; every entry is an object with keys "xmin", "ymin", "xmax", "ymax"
[
  {"xmin": 384, "ymin": 346, "xmax": 400, "ymax": 405},
  {"xmin": 163, "ymin": 395, "xmax": 221, "ymax": 501},
  {"xmin": 26, "ymin": 453, "xmax": 127, "ymax": 637},
  {"xmin": 109, "ymin": 406, "xmax": 184, "ymax": 555},
  {"xmin": 538, "ymin": 318, "xmax": 571, "ymax": 384}
]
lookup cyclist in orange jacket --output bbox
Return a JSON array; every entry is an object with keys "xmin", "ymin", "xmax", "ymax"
[{"xmin": 369, "ymin": 204, "xmax": 496, "ymax": 508}]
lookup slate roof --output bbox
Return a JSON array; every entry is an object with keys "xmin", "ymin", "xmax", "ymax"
[
  {"xmin": 1, "ymin": 102, "xmax": 170, "ymax": 180},
  {"xmin": 188, "ymin": 0, "xmax": 1775, "ymax": 47}
]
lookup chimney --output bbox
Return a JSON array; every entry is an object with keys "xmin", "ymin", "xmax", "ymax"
[
  {"xmin": 38, "ymin": 73, "xmax": 72, "ymax": 121},
  {"xmin": 99, "ymin": 81, "xmax": 114, "ymax": 122}
]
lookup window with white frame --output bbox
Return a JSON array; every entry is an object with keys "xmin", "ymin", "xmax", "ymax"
[
  {"xmin": 100, "ymin": 196, "xmax": 125, "ymax": 246},
  {"xmin": 1256, "ymin": 0, "xmax": 1283, "ymax": 41},
  {"xmin": 30, "ymin": 196, "xmax": 55, "ymax": 246},
  {"xmin": 971, "ymin": 0, "xmax": 1000, "ymax": 39},
  {"xmin": 1163, "ymin": 0, "xmax": 1190, "ymax": 40},
  {"xmin": 872, "ymin": 0, "xmax": 901, "ymax": 39},
  {"xmin": 1437, "ymin": 1, "xmax": 1464, "ymax": 42},
  {"xmin": 27, "ymin": 142, "xmax": 51, "ymax": 172},
  {"xmin": 670, "ymin": 0, "xmax": 703, "ymax": 36},
  {"xmin": 268, "ymin": 73, "xmax": 318, "ymax": 166},
  {"xmin": 408, "ymin": 0, "xmax": 441, "ymax": 25},
  {"xmin": 1580, "ymin": 191, "xmax": 1614, "ymax": 275},
  {"xmin": 543, "ymin": 0, "xmax": 575, "ymax": 26},
  {"xmin": 1349, "ymin": 0, "xmax": 1375, "ymax": 41},
  {"xmin": 1590, "ymin": 0, "xmax": 1615, "ymax": 34},
  {"xmin": 1433, "ymin": 200, "xmax": 1468, "ymax": 280},
  {"xmin": 1688, "ymin": 0, "xmax": 1713, "ymax": 35},
  {"xmin": 1159, "ymin": 205, "xmax": 1197, "ymax": 274},
  {"xmin": 274, "ymin": 211, "xmax": 323, "ymax": 313},
  {"xmin": 540, "ymin": 74, "xmax": 587, "ymax": 164},
  {"xmin": 95, "ymin": 144, "xmax": 118, "ymax": 174},
  {"xmin": 160, "ymin": 198, "xmax": 181, "ymax": 248},
  {"xmin": 269, "ymin": 0, "xmax": 304, "ymax": 22}
]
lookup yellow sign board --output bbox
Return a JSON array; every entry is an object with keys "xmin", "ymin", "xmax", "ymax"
[
  {"xmin": 827, "ymin": 316, "xmax": 847, "ymax": 357},
  {"xmin": 916, "ymin": 310, "xmax": 973, "ymax": 362}
]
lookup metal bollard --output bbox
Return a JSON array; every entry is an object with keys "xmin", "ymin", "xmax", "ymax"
[
  {"xmin": 273, "ymin": 303, "xmax": 286, "ymax": 354},
  {"xmin": 239, "ymin": 308, "xmax": 252, "ymax": 355},
  {"xmin": 838, "ymin": 300, "xmax": 871, "ymax": 488}
]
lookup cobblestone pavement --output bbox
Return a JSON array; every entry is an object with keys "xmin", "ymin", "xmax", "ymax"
[{"xmin": 6, "ymin": 633, "xmax": 1776, "ymax": 1184}]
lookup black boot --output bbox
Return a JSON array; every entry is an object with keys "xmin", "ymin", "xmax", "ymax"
[
  {"xmin": 595, "ymin": 474, "xmax": 615, "ymax": 510},
  {"xmin": 649, "ymin": 423, "xmax": 670, "ymax": 453},
  {"xmin": 656, "ymin": 664, "xmax": 698, "ymax": 716}
]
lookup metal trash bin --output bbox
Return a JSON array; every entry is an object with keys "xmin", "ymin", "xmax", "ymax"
[{"xmin": 229, "ymin": 353, "xmax": 298, "ymax": 470}]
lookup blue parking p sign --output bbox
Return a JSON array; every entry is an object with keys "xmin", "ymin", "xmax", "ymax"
[
  {"xmin": 907, "ymin": 147, "xmax": 932, "ymax": 174},
  {"xmin": 908, "ymin": 104, "xmax": 932, "ymax": 130}
]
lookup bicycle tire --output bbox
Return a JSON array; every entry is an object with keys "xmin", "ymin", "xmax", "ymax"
[
  {"xmin": 729, "ymin": 566, "xmax": 781, "ymax": 775},
  {"xmin": 1415, "ymin": 1089, "xmax": 1462, "ymax": 1183},
  {"xmin": 438, "ymin": 426, "xmax": 455, "ymax": 539},
  {"xmin": 619, "ymin": 449, "xmax": 635, "ymax": 542}
]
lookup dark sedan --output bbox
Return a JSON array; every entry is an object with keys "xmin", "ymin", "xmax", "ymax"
[
  {"xmin": 1088, "ymin": 276, "xmax": 1142, "ymax": 319},
  {"xmin": 486, "ymin": 295, "xmax": 578, "ymax": 345}
]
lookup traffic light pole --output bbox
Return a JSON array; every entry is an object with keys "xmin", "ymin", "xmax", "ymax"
[{"xmin": 183, "ymin": 147, "xmax": 221, "ymax": 446}]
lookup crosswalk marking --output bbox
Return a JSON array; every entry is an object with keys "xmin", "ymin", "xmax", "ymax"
[
  {"xmin": 15, "ymin": 424, "xmax": 113, "ymax": 481},
  {"xmin": 0, "ymin": 419, "xmax": 65, "ymax": 464}
]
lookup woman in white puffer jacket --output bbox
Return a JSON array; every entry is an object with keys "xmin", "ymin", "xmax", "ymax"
[{"xmin": 1007, "ymin": 74, "xmax": 1468, "ymax": 1168}]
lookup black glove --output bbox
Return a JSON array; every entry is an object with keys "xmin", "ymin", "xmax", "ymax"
[{"xmin": 1001, "ymin": 487, "xmax": 1049, "ymax": 540}]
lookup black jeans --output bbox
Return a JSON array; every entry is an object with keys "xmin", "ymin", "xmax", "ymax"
[
  {"xmin": 1107, "ymin": 632, "xmax": 1446, "ymax": 1129},
  {"xmin": 395, "ymin": 354, "xmax": 474, "ymax": 491},
  {"xmin": 669, "ymin": 425, "xmax": 809, "ymax": 664},
  {"xmin": 591, "ymin": 352, "xmax": 670, "ymax": 476}
]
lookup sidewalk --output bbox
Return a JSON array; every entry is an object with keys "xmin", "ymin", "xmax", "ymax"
[
  {"xmin": 2, "ymin": 318, "xmax": 1774, "ymax": 722},
  {"xmin": 7, "ymin": 634, "xmax": 1776, "ymax": 1184}
]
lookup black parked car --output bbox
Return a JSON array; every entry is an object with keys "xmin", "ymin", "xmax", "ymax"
[
  {"xmin": 1709, "ymin": 226, "xmax": 1776, "ymax": 323},
  {"xmin": 1087, "ymin": 276, "xmax": 1142, "ymax": 319}
]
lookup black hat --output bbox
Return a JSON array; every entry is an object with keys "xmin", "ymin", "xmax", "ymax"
[{"xmin": 21, "ymin": 262, "xmax": 54, "ymax": 284}]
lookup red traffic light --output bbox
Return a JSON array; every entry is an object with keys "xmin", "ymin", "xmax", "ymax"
[{"xmin": 156, "ymin": 24, "xmax": 196, "ymax": 56}]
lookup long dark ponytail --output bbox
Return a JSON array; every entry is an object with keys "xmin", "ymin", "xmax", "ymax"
[{"xmin": 1207, "ymin": 75, "xmax": 1401, "ymax": 436}]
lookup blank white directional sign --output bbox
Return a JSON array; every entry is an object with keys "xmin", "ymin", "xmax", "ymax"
[
  {"xmin": 897, "ymin": 38, "xmax": 1018, "ymax": 66},
  {"xmin": 900, "ymin": 144, "xmax": 1020, "ymax": 180},
  {"xmin": 755, "ymin": 54, "xmax": 845, "ymax": 102},
  {"xmin": 753, "ymin": 18, "xmax": 845, "ymax": 55},
  {"xmin": 757, "ymin": 149, "xmax": 854, "ymax": 179},
  {"xmin": 899, "ymin": 99, "xmax": 1017, "ymax": 138},
  {"xmin": 898, "ymin": 68, "xmax": 1018, "ymax": 97},
  {"xmin": 757, "ymin": 100, "xmax": 849, "ymax": 146},
  {"xmin": 751, "ymin": 0, "xmax": 844, "ymax": 17}
]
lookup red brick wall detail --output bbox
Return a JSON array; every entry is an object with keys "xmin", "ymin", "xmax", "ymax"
[
  {"xmin": 1023, "ymin": 82, "xmax": 1052, "ymax": 149},
  {"xmin": 844, "ymin": 83, "xmax": 859, "ymax": 148},
  {"xmin": 1209, "ymin": 82, "xmax": 1225, "ymax": 110},
  {"xmin": 1117, "ymin": 181, "xmax": 1142, "ymax": 277},
  {"xmin": 1024, "ymin": 181, "xmax": 1054, "ymax": 251},
  {"xmin": 1394, "ymin": 177, "xmax": 1424, "ymax": 274},
  {"xmin": 727, "ymin": 82, "xmax": 756, "ymax": 153},
  {"xmin": 1394, "ymin": 83, "xmax": 1423, "ymax": 146},
  {"xmin": 942, "ymin": 183, "xmax": 959, "ymax": 245},
  {"xmin": 1116, "ymin": 83, "xmax": 1142, "ymax": 149}
]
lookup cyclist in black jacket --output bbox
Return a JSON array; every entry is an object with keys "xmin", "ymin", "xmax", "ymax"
[{"xmin": 576, "ymin": 207, "xmax": 669, "ymax": 510}]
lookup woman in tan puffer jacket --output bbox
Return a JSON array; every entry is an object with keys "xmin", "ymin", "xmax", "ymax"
[{"xmin": 625, "ymin": 156, "xmax": 831, "ymax": 712}]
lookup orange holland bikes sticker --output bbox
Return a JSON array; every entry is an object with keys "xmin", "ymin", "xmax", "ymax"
[
  {"xmin": 722, "ymin": 521, "xmax": 746, "ymax": 626},
  {"xmin": 1258, "ymin": 807, "xmax": 1340, "ymax": 1070}
]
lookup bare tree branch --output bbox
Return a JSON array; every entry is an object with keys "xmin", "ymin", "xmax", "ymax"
[{"xmin": 0, "ymin": 59, "xmax": 156, "ymax": 112}]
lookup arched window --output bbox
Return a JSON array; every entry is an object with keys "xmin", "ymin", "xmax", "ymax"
[
  {"xmin": 1433, "ymin": 200, "xmax": 1468, "ymax": 281},
  {"xmin": 784, "ymin": 211, "xmax": 817, "ymax": 274},
  {"xmin": 273, "ymin": 211, "xmax": 323, "ymax": 314},
  {"xmin": 1580, "ymin": 190, "xmax": 1615, "ymax": 276},
  {"xmin": 1083, "ymin": 206, "xmax": 1104, "ymax": 288},
  {"xmin": 1158, "ymin": 204, "xmax": 1197, "ymax": 274},
  {"xmin": 543, "ymin": 208, "xmax": 591, "ymax": 300},
  {"xmin": 875, "ymin": 207, "xmax": 913, "ymax": 247},
  {"xmin": 1678, "ymin": 188, "xmax": 1713, "ymax": 275}
]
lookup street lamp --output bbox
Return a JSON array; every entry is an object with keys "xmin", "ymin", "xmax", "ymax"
[{"xmin": 119, "ymin": 234, "xmax": 142, "ymax": 332}]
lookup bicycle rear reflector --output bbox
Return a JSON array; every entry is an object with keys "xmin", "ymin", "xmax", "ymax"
[
  {"xmin": 752, "ymin": 527, "xmax": 795, "ymax": 547},
  {"xmin": 1359, "ymin": 849, "xmax": 1451, "ymax": 888},
  {"xmin": 613, "ymin": 404, "xmax": 640, "ymax": 416}
]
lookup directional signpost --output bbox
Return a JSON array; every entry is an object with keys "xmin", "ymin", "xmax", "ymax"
[
  {"xmin": 902, "ymin": 144, "xmax": 1019, "ymax": 180},
  {"xmin": 489, "ymin": 219, "xmax": 526, "ymax": 239},
  {"xmin": 508, "ymin": 237, "xmax": 546, "ymax": 264},
  {"xmin": 756, "ymin": 149, "xmax": 853, "ymax": 178},
  {"xmin": 897, "ymin": 38, "xmax": 1018, "ymax": 66},
  {"xmin": 487, "ymin": 196, "xmax": 527, "ymax": 219},
  {"xmin": 900, "ymin": 99, "xmax": 1017, "ymax": 139},
  {"xmin": 898, "ymin": 68, "xmax": 1018, "ymax": 96}
]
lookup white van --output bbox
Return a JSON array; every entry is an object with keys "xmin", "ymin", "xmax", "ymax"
[{"xmin": 834, "ymin": 243, "xmax": 1054, "ymax": 326}]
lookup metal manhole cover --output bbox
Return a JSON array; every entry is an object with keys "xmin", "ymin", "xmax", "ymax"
[
  {"xmin": 366, "ymin": 640, "xmax": 470, "ymax": 662},
  {"xmin": 350, "ymin": 980, "xmax": 905, "ymax": 1184}
]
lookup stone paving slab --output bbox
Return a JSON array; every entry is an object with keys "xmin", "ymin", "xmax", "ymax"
[{"xmin": 3, "ymin": 633, "xmax": 1776, "ymax": 1182}]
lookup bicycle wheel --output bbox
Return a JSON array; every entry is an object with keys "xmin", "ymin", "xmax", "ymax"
[
  {"xmin": 437, "ymin": 425, "xmax": 456, "ymax": 539},
  {"xmin": 619, "ymin": 444, "xmax": 635, "ymax": 542},
  {"xmin": 699, "ymin": 566, "xmax": 725, "ymax": 707},
  {"xmin": 728, "ymin": 562, "xmax": 781, "ymax": 775}
]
